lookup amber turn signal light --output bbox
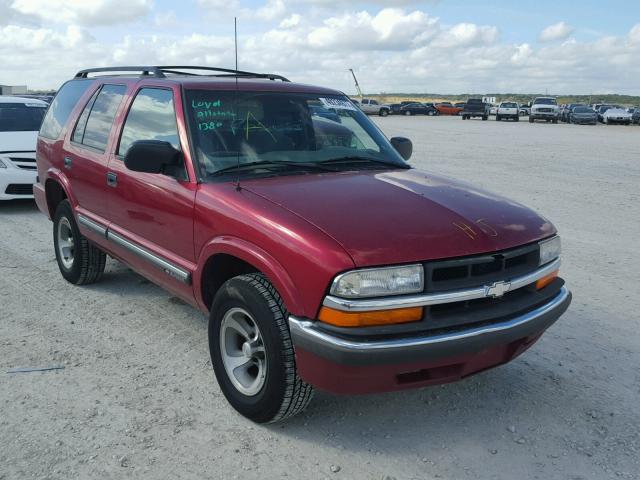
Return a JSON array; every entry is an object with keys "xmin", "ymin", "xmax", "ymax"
[
  {"xmin": 536, "ymin": 270, "xmax": 559, "ymax": 290},
  {"xmin": 318, "ymin": 306, "xmax": 423, "ymax": 327}
]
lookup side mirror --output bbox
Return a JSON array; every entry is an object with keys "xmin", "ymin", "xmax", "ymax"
[
  {"xmin": 390, "ymin": 136, "xmax": 412, "ymax": 161},
  {"xmin": 124, "ymin": 140, "xmax": 182, "ymax": 176}
]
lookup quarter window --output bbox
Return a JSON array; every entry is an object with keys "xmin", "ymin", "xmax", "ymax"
[
  {"xmin": 118, "ymin": 88, "xmax": 179, "ymax": 157},
  {"xmin": 81, "ymin": 84, "xmax": 126, "ymax": 152},
  {"xmin": 39, "ymin": 79, "xmax": 93, "ymax": 140}
]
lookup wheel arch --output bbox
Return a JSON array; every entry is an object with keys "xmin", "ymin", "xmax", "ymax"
[
  {"xmin": 44, "ymin": 172, "xmax": 74, "ymax": 219},
  {"xmin": 195, "ymin": 237, "xmax": 303, "ymax": 316}
]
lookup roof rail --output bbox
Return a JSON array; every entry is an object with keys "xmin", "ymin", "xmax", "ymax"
[{"xmin": 74, "ymin": 65, "xmax": 290, "ymax": 82}]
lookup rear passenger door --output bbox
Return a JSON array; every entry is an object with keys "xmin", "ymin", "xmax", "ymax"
[
  {"xmin": 106, "ymin": 86, "xmax": 196, "ymax": 296},
  {"xmin": 65, "ymin": 83, "xmax": 127, "ymax": 221}
]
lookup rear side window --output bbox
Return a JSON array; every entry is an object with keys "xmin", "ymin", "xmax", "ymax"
[
  {"xmin": 39, "ymin": 80, "xmax": 93, "ymax": 139},
  {"xmin": 72, "ymin": 88, "xmax": 100, "ymax": 144},
  {"xmin": 81, "ymin": 84, "xmax": 127, "ymax": 152},
  {"xmin": 117, "ymin": 88, "xmax": 179, "ymax": 156}
]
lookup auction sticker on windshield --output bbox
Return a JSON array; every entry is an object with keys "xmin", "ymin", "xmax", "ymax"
[{"xmin": 319, "ymin": 97, "xmax": 357, "ymax": 111}]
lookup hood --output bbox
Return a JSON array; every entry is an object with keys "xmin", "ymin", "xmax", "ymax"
[
  {"xmin": 242, "ymin": 169, "xmax": 555, "ymax": 266},
  {"xmin": 605, "ymin": 109, "xmax": 630, "ymax": 116},
  {"xmin": 532, "ymin": 104, "xmax": 558, "ymax": 111},
  {"xmin": 0, "ymin": 131, "xmax": 38, "ymax": 153}
]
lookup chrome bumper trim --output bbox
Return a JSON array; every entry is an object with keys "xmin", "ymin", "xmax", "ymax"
[
  {"xmin": 291, "ymin": 286, "xmax": 570, "ymax": 353},
  {"xmin": 323, "ymin": 257, "xmax": 561, "ymax": 312}
]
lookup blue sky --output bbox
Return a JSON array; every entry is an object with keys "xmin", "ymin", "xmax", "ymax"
[{"xmin": 2, "ymin": 0, "xmax": 640, "ymax": 94}]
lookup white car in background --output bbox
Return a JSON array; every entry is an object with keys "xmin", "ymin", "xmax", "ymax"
[
  {"xmin": 0, "ymin": 96, "xmax": 48, "ymax": 200},
  {"xmin": 602, "ymin": 107, "xmax": 632, "ymax": 125}
]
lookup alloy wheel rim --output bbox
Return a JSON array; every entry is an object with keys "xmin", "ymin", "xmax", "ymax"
[
  {"xmin": 220, "ymin": 307, "xmax": 267, "ymax": 396},
  {"xmin": 57, "ymin": 217, "xmax": 75, "ymax": 270}
]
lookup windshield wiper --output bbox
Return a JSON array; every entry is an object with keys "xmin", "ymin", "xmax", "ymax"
[
  {"xmin": 319, "ymin": 156, "xmax": 408, "ymax": 169},
  {"xmin": 208, "ymin": 160, "xmax": 337, "ymax": 177}
]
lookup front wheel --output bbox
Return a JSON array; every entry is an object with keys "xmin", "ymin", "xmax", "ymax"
[
  {"xmin": 496, "ymin": 115, "xmax": 501, "ymax": 121},
  {"xmin": 529, "ymin": 116, "xmax": 534, "ymax": 123},
  {"xmin": 379, "ymin": 109, "xmax": 389, "ymax": 117},
  {"xmin": 209, "ymin": 273, "xmax": 313, "ymax": 423},
  {"xmin": 404, "ymin": 110, "xmax": 412, "ymax": 116},
  {"xmin": 53, "ymin": 200, "xmax": 106, "ymax": 285},
  {"xmin": 514, "ymin": 116, "xmax": 519, "ymax": 122},
  {"xmin": 427, "ymin": 110, "xmax": 435, "ymax": 116}
]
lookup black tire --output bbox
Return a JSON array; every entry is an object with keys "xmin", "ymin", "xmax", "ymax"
[
  {"xmin": 496, "ymin": 115, "xmax": 501, "ymax": 121},
  {"xmin": 482, "ymin": 115, "xmax": 488, "ymax": 121},
  {"xmin": 209, "ymin": 273, "xmax": 313, "ymax": 423},
  {"xmin": 379, "ymin": 109, "xmax": 389, "ymax": 117},
  {"xmin": 404, "ymin": 110, "xmax": 412, "ymax": 116},
  {"xmin": 529, "ymin": 116, "xmax": 534, "ymax": 123},
  {"xmin": 552, "ymin": 119, "xmax": 558, "ymax": 124},
  {"xmin": 427, "ymin": 110, "xmax": 435, "ymax": 116},
  {"xmin": 461, "ymin": 115, "xmax": 466, "ymax": 120},
  {"xmin": 515, "ymin": 116, "xmax": 519, "ymax": 122},
  {"xmin": 53, "ymin": 200, "xmax": 106, "ymax": 285}
]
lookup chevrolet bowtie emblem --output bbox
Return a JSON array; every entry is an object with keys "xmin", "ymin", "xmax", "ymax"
[{"xmin": 485, "ymin": 281, "xmax": 511, "ymax": 298}]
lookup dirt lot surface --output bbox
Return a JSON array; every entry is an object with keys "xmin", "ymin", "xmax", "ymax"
[{"xmin": 1, "ymin": 116, "xmax": 639, "ymax": 480}]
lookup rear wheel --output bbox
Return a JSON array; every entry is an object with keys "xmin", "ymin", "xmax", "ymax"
[
  {"xmin": 482, "ymin": 115, "xmax": 488, "ymax": 121},
  {"xmin": 53, "ymin": 200, "xmax": 106, "ymax": 285},
  {"xmin": 209, "ymin": 273, "xmax": 313, "ymax": 423},
  {"xmin": 379, "ymin": 109, "xmax": 389, "ymax": 117},
  {"xmin": 529, "ymin": 116, "xmax": 534, "ymax": 123},
  {"xmin": 404, "ymin": 110, "xmax": 412, "ymax": 116},
  {"xmin": 553, "ymin": 118, "xmax": 558, "ymax": 124},
  {"xmin": 427, "ymin": 110, "xmax": 435, "ymax": 116},
  {"xmin": 515, "ymin": 116, "xmax": 519, "ymax": 122},
  {"xmin": 496, "ymin": 115, "xmax": 501, "ymax": 121}
]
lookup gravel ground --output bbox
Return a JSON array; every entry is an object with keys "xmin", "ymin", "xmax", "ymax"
[{"xmin": 1, "ymin": 116, "xmax": 639, "ymax": 480}]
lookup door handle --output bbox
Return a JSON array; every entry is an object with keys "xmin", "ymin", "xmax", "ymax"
[
  {"xmin": 106, "ymin": 172, "xmax": 118, "ymax": 187},
  {"xmin": 64, "ymin": 156, "xmax": 72, "ymax": 169}
]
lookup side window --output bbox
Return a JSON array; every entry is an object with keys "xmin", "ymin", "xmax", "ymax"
[
  {"xmin": 39, "ymin": 79, "xmax": 93, "ymax": 140},
  {"xmin": 81, "ymin": 84, "xmax": 126, "ymax": 152},
  {"xmin": 71, "ymin": 88, "xmax": 100, "ymax": 144},
  {"xmin": 118, "ymin": 88, "xmax": 179, "ymax": 157}
]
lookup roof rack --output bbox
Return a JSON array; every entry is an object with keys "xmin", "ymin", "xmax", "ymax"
[{"xmin": 74, "ymin": 65, "xmax": 290, "ymax": 82}]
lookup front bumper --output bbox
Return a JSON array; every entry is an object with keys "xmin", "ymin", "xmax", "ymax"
[
  {"xmin": 530, "ymin": 111, "xmax": 558, "ymax": 119},
  {"xmin": 0, "ymin": 168, "xmax": 36, "ymax": 200},
  {"xmin": 290, "ymin": 286, "xmax": 571, "ymax": 394}
]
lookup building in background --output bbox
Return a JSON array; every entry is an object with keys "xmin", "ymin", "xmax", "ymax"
[{"xmin": 0, "ymin": 85, "xmax": 28, "ymax": 95}]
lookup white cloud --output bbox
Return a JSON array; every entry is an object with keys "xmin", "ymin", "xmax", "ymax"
[
  {"xmin": 279, "ymin": 14, "xmax": 301, "ymax": 29},
  {"xmin": 154, "ymin": 11, "xmax": 178, "ymax": 28},
  {"xmin": 539, "ymin": 21, "xmax": 574, "ymax": 42},
  {"xmin": 11, "ymin": 0, "xmax": 153, "ymax": 26},
  {"xmin": 307, "ymin": 8, "xmax": 439, "ymax": 50}
]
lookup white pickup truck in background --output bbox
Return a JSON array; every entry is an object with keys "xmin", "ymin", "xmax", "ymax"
[
  {"xmin": 496, "ymin": 101, "xmax": 520, "ymax": 121},
  {"xmin": 353, "ymin": 98, "xmax": 391, "ymax": 116}
]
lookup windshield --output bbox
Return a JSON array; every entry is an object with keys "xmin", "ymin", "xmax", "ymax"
[
  {"xmin": 533, "ymin": 98, "xmax": 557, "ymax": 105},
  {"xmin": 573, "ymin": 107, "xmax": 592, "ymax": 113},
  {"xmin": 186, "ymin": 90, "xmax": 408, "ymax": 180},
  {"xmin": 0, "ymin": 102, "xmax": 47, "ymax": 132}
]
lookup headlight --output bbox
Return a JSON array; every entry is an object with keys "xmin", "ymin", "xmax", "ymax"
[
  {"xmin": 539, "ymin": 236, "xmax": 561, "ymax": 266},
  {"xmin": 330, "ymin": 265, "xmax": 424, "ymax": 298}
]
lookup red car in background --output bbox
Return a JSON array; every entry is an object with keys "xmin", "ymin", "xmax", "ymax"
[
  {"xmin": 34, "ymin": 66, "xmax": 571, "ymax": 423},
  {"xmin": 435, "ymin": 102, "xmax": 464, "ymax": 115}
]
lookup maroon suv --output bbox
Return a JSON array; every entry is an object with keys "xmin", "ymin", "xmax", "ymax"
[{"xmin": 34, "ymin": 66, "xmax": 571, "ymax": 423}]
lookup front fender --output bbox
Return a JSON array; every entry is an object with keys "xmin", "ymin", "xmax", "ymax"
[{"xmin": 194, "ymin": 235, "xmax": 303, "ymax": 316}]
